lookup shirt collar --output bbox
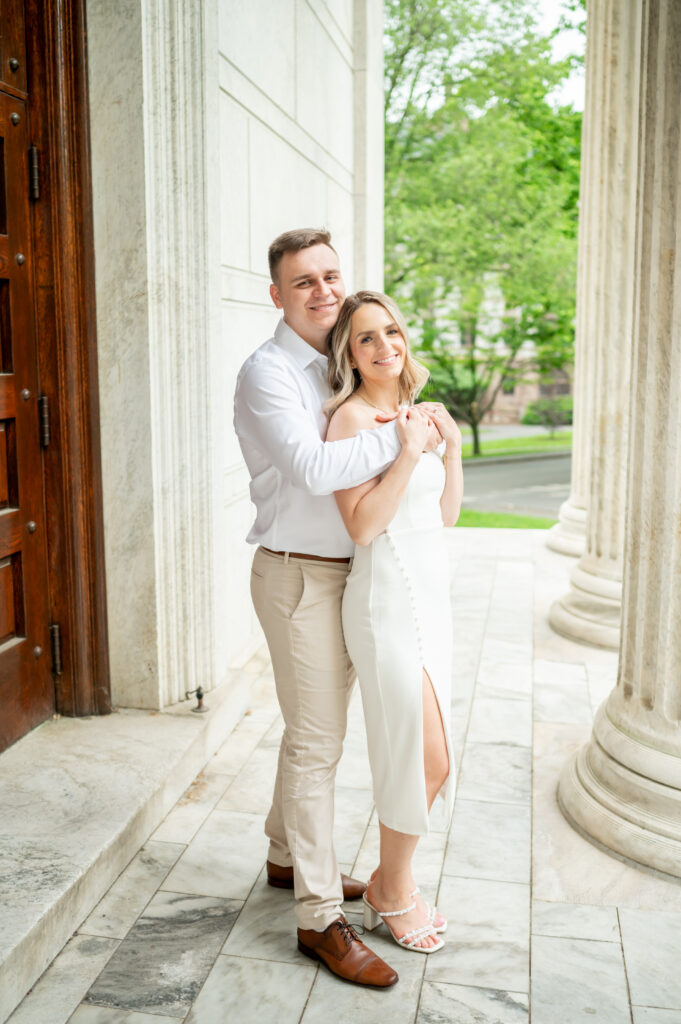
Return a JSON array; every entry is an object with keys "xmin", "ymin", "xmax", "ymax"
[{"xmin": 274, "ymin": 318, "xmax": 328, "ymax": 369}]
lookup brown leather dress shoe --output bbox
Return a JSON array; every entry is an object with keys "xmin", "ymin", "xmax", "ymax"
[
  {"xmin": 266, "ymin": 861, "xmax": 366, "ymax": 900},
  {"xmin": 297, "ymin": 917, "xmax": 398, "ymax": 988}
]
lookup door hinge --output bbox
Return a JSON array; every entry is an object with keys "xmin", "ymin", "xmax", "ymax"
[
  {"xmin": 29, "ymin": 146, "xmax": 39, "ymax": 200},
  {"xmin": 38, "ymin": 394, "xmax": 50, "ymax": 447},
  {"xmin": 50, "ymin": 623, "xmax": 63, "ymax": 676}
]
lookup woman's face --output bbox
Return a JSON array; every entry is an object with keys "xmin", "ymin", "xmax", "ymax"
[{"xmin": 348, "ymin": 302, "xmax": 406, "ymax": 388}]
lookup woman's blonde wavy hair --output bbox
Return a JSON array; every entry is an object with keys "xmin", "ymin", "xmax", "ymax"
[{"xmin": 326, "ymin": 291, "xmax": 429, "ymax": 417}]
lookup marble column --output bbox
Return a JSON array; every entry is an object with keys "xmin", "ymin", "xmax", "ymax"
[
  {"xmin": 88, "ymin": 0, "xmax": 216, "ymax": 707},
  {"xmin": 545, "ymin": 1, "xmax": 600, "ymax": 558},
  {"xmin": 548, "ymin": 0, "xmax": 641, "ymax": 649},
  {"xmin": 559, "ymin": 0, "xmax": 681, "ymax": 877}
]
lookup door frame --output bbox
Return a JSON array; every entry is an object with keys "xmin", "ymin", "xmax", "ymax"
[{"xmin": 26, "ymin": 0, "xmax": 111, "ymax": 716}]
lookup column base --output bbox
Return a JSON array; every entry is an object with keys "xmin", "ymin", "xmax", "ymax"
[
  {"xmin": 558, "ymin": 704, "xmax": 681, "ymax": 879},
  {"xmin": 549, "ymin": 563, "xmax": 621, "ymax": 649},
  {"xmin": 546, "ymin": 498, "xmax": 587, "ymax": 557}
]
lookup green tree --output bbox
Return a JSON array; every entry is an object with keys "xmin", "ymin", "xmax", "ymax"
[{"xmin": 385, "ymin": 1, "xmax": 583, "ymax": 449}]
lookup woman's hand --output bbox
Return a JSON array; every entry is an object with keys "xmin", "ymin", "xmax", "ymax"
[
  {"xmin": 418, "ymin": 402, "xmax": 462, "ymax": 450},
  {"xmin": 396, "ymin": 406, "xmax": 432, "ymax": 455},
  {"xmin": 373, "ymin": 405, "xmax": 444, "ymax": 452},
  {"xmin": 423, "ymin": 417, "xmax": 443, "ymax": 453}
]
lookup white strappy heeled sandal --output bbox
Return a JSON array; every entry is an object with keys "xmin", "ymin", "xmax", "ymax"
[
  {"xmin": 411, "ymin": 887, "xmax": 447, "ymax": 934},
  {"xmin": 362, "ymin": 892, "xmax": 445, "ymax": 953}
]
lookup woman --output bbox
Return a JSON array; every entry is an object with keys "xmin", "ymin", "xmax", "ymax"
[{"xmin": 326, "ymin": 290, "xmax": 464, "ymax": 953}]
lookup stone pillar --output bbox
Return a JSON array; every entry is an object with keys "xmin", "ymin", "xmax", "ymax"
[
  {"xmin": 548, "ymin": 0, "xmax": 641, "ymax": 648},
  {"xmin": 546, "ymin": 0, "xmax": 600, "ymax": 557},
  {"xmin": 559, "ymin": 0, "xmax": 681, "ymax": 877},
  {"xmin": 88, "ymin": 0, "xmax": 216, "ymax": 708},
  {"xmin": 353, "ymin": 0, "xmax": 384, "ymax": 290}
]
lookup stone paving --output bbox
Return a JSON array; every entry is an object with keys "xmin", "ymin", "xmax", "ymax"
[{"xmin": 8, "ymin": 529, "xmax": 681, "ymax": 1024}]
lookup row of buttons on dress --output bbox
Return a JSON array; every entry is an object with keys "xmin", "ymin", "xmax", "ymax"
[{"xmin": 385, "ymin": 530, "xmax": 425, "ymax": 662}]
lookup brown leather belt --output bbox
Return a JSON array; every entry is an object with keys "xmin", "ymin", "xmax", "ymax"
[{"xmin": 261, "ymin": 546, "xmax": 351, "ymax": 565}]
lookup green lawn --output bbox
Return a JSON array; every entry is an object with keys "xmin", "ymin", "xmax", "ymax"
[
  {"xmin": 456, "ymin": 509, "xmax": 558, "ymax": 529},
  {"xmin": 461, "ymin": 431, "xmax": 572, "ymax": 460}
]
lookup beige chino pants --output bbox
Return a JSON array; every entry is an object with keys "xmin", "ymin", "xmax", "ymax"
[{"xmin": 250, "ymin": 545, "xmax": 355, "ymax": 931}]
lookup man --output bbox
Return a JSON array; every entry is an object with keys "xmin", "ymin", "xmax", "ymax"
[{"xmin": 234, "ymin": 228, "xmax": 431, "ymax": 988}]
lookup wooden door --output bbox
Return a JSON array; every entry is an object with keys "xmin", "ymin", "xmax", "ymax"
[{"xmin": 0, "ymin": 6, "xmax": 53, "ymax": 750}]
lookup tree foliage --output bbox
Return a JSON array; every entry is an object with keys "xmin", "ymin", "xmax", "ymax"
[{"xmin": 384, "ymin": 0, "xmax": 584, "ymax": 448}]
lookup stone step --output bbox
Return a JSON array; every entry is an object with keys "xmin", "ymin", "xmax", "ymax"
[{"xmin": 0, "ymin": 671, "xmax": 250, "ymax": 1023}]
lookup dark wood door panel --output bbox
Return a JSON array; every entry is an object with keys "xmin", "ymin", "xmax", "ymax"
[
  {"xmin": 0, "ymin": 75, "xmax": 53, "ymax": 749},
  {"xmin": 0, "ymin": 375, "xmax": 15, "ymax": 416},
  {"xmin": 0, "ymin": 0, "xmax": 28, "ymax": 95},
  {"xmin": 0, "ymin": 506, "xmax": 21, "ymax": 551}
]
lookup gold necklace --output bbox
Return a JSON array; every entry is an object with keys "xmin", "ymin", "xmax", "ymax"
[{"xmin": 355, "ymin": 390, "xmax": 399, "ymax": 417}]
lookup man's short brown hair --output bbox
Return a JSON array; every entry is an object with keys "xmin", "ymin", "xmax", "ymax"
[{"xmin": 268, "ymin": 228, "xmax": 336, "ymax": 284}]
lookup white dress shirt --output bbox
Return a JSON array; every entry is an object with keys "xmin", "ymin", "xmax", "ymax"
[{"xmin": 234, "ymin": 318, "xmax": 401, "ymax": 557}]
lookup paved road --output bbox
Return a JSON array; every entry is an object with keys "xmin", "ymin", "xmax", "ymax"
[
  {"xmin": 462, "ymin": 453, "xmax": 571, "ymax": 518},
  {"xmin": 463, "ymin": 424, "xmax": 572, "ymax": 441}
]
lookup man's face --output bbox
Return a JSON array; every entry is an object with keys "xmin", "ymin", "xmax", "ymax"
[{"xmin": 270, "ymin": 244, "xmax": 346, "ymax": 347}]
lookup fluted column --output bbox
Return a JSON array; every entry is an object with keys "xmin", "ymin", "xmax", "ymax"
[
  {"xmin": 559, "ymin": 0, "xmax": 681, "ymax": 876},
  {"xmin": 549, "ymin": 0, "xmax": 641, "ymax": 648},
  {"xmin": 546, "ymin": 3, "xmax": 600, "ymax": 557}
]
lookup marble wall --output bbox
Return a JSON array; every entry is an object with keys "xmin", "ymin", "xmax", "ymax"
[{"xmin": 86, "ymin": 0, "xmax": 384, "ymax": 709}]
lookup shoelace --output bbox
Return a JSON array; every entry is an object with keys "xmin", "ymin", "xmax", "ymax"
[{"xmin": 335, "ymin": 919, "xmax": 360, "ymax": 948}]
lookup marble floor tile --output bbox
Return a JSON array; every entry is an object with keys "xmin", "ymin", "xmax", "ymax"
[
  {"xmin": 429, "ymin": 791, "xmax": 455, "ymax": 834},
  {"xmin": 457, "ymin": 742, "xmax": 531, "ymax": 805},
  {"xmin": 466, "ymin": 697, "xmax": 532, "ymax": 747},
  {"xmin": 476, "ymin": 659, "xmax": 533, "ymax": 701},
  {"xmin": 532, "ymin": 723, "xmax": 681, "ymax": 911},
  {"xmin": 332, "ymin": 785, "xmax": 375, "ymax": 866},
  {"xmin": 161, "ymin": 809, "xmax": 266, "ymax": 900},
  {"xmin": 417, "ymin": 981, "xmax": 529, "ymax": 1024},
  {"xmin": 221, "ymin": 870, "xmax": 308, "ymax": 965},
  {"xmin": 585, "ymin": 663, "xmax": 617, "ymax": 715},
  {"xmin": 350, "ymin": 823, "xmax": 380, "ymax": 882},
  {"xmin": 484, "ymin": 623, "xmax": 533, "ymax": 649},
  {"xmin": 532, "ymin": 899, "xmax": 620, "ymax": 942},
  {"xmin": 237, "ymin": 645, "xmax": 271, "ymax": 677},
  {"xmin": 7, "ymin": 935, "xmax": 119, "ymax": 1024},
  {"xmin": 531, "ymin": 935, "xmax": 630, "ymax": 1024},
  {"xmin": 217, "ymin": 746, "xmax": 279, "ymax": 815},
  {"xmin": 451, "ymin": 669, "xmax": 476, "ymax": 714},
  {"xmin": 450, "ymin": 713, "xmax": 469, "ymax": 768},
  {"xmin": 69, "ymin": 1008, "xmax": 182, "ymax": 1023},
  {"xmin": 335, "ymin": 698, "xmax": 373, "ymax": 792},
  {"xmin": 258, "ymin": 713, "xmax": 284, "ymax": 750},
  {"xmin": 620, "ymin": 908, "xmax": 681, "ymax": 1009},
  {"xmin": 444, "ymin": 799, "xmax": 530, "ymax": 884},
  {"xmin": 533, "ymin": 658, "xmax": 587, "ymax": 684},
  {"xmin": 632, "ymin": 1009, "xmax": 681, "ymax": 1024},
  {"xmin": 451, "ymin": 645, "xmax": 483, "ymax": 677},
  {"xmin": 300, "ymin": 931, "xmax": 425, "ymax": 1024},
  {"xmin": 84, "ymin": 891, "xmax": 240, "ymax": 1018},
  {"xmin": 185, "ymin": 953, "xmax": 315, "ymax": 1024},
  {"xmin": 479, "ymin": 637, "xmax": 533, "ymax": 666},
  {"xmin": 352, "ymin": 824, "xmax": 447, "ymax": 901},
  {"xmin": 151, "ymin": 771, "xmax": 234, "ymax": 844},
  {"xmin": 206, "ymin": 709, "xmax": 277, "ymax": 776},
  {"xmin": 533, "ymin": 580, "xmax": 619, "ymax": 669},
  {"xmin": 246, "ymin": 675, "xmax": 281, "ymax": 720},
  {"xmin": 79, "ymin": 842, "xmax": 185, "ymax": 939},
  {"xmin": 425, "ymin": 876, "xmax": 530, "ymax": 993},
  {"xmin": 533, "ymin": 676, "xmax": 593, "ymax": 725}
]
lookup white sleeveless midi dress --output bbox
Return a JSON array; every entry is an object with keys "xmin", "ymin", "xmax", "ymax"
[{"xmin": 342, "ymin": 451, "xmax": 455, "ymax": 836}]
